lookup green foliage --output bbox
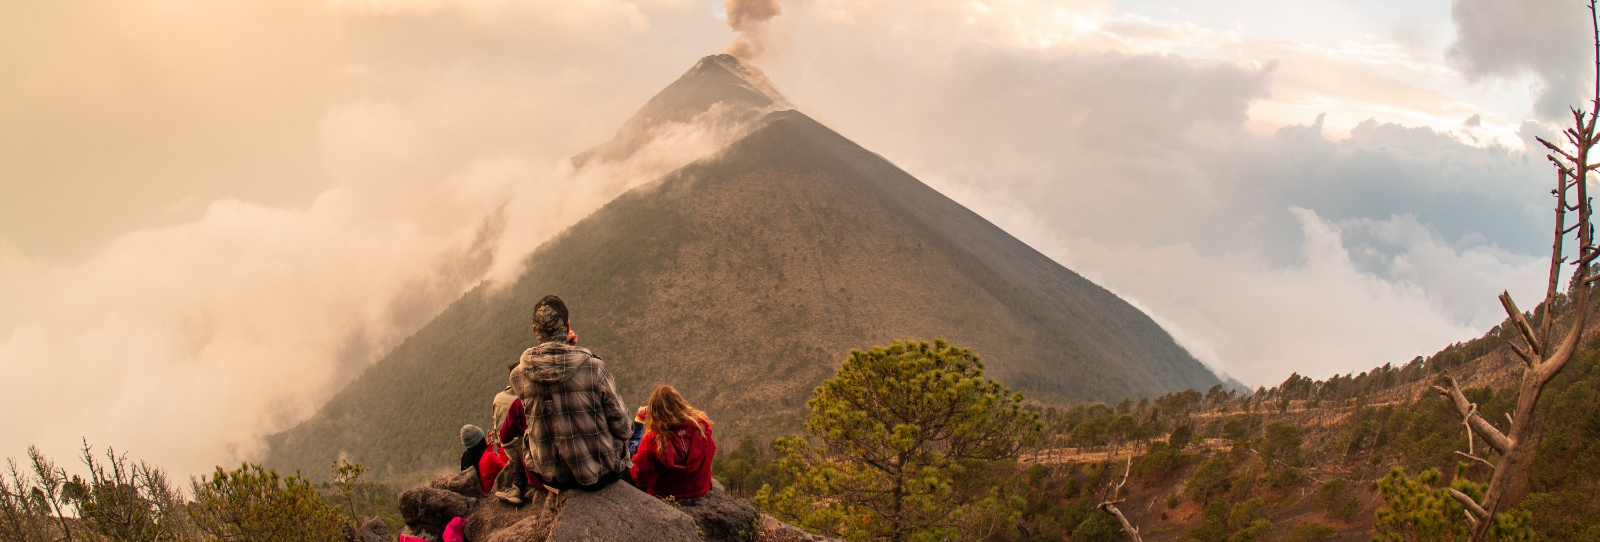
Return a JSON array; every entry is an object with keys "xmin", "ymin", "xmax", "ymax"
[
  {"xmin": 323, "ymin": 458, "xmax": 401, "ymax": 533},
  {"xmin": 1260, "ymin": 422, "xmax": 1303, "ymax": 467},
  {"xmin": 1285, "ymin": 522, "xmax": 1337, "ymax": 542},
  {"xmin": 1170, "ymin": 423, "xmax": 1195, "ymax": 450},
  {"xmin": 331, "ymin": 457, "xmax": 367, "ymax": 523},
  {"xmin": 65, "ymin": 443, "xmax": 198, "ymax": 542},
  {"xmin": 758, "ymin": 340, "xmax": 1043, "ymax": 542},
  {"xmin": 1374, "ymin": 467, "xmax": 1468, "ymax": 542},
  {"xmin": 713, "ymin": 435, "xmax": 791, "ymax": 498},
  {"xmin": 1186, "ymin": 500, "xmax": 1231, "ymax": 542},
  {"xmin": 1315, "ymin": 479, "xmax": 1359, "ymax": 521},
  {"xmin": 1185, "ymin": 454, "xmax": 1232, "ymax": 505},
  {"xmin": 1521, "ymin": 341, "xmax": 1600, "ymax": 540},
  {"xmin": 1133, "ymin": 441, "xmax": 1181, "ymax": 480},
  {"xmin": 190, "ymin": 463, "xmax": 344, "ymax": 542},
  {"xmin": 1069, "ymin": 510, "xmax": 1121, "ymax": 542}
]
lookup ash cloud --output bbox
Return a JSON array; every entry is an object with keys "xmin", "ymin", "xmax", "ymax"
[{"xmin": 723, "ymin": 0, "xmax": 782, "ymax": 59}]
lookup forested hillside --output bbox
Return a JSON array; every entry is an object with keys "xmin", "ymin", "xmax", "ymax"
[{"xmin": 719, "ymin": 304, "xmax": 1600, "ymax": 541}]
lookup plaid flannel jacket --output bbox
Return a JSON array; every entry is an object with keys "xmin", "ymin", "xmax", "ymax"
[{"xmin": 510, "ymin": 342, "xmax": 632, "ymax": 486}]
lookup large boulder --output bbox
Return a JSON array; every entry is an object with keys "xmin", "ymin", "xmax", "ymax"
[
  {"xmin": 399, "ymin": 486, "xmax": 475, "ymax": 537},
  {"xmin": 431, "ymin": 468, "xmax": 483, "ymax": 498},
  {"xmin": 678, "ymin": 481, "xmax": 759, "ymax": 542},
  {"xmin": 544, "ymin": 482, "xmax": 701, "ymax": 542},
  {"xmin": 402, "ymin": 477, "xmax": 701, "ymax": 542},
  {"xmin": 342, "ymin": 517, "xmax": 392, "ymax": 542},
  {"xmin": 465, "ymin": 491, "xmax": 560, "ymax": 541}
]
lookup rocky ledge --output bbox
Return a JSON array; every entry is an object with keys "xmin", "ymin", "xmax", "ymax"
[{"xmin": 392, "ymin": 469, "xmax": 836, "ymax": 542}]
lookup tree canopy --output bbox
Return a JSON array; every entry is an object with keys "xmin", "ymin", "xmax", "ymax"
[{"xmin": 758, "ymin": 339, "xmax": 1042, "ymax": 542}]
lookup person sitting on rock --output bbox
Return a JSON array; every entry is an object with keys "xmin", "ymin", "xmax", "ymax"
[
  {"xmin": 630, "ymin": 385, "xmax": 716, "ymax": 500},
  {"xmin": 491, "ymin": 363, "xmax": 532, "ymax": 503},
  {"xmin": 460, "ymin": 424, "xmax": 488, "ymax": 472},
  {"xmin": 491, "ymin": 363, "xmax": 519, "ymax": 445},
  {"xmin": 503, "ymin": 295, "xmax": 631, "ymax": 495},
  {"xmin": 459, "ymin": 424, "xmax": 506, "ymax": 493}
]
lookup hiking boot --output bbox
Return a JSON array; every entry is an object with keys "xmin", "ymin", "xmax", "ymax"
[{"xmin": 494, "ymin": 488, "xmax": 524, "ymax": 505}]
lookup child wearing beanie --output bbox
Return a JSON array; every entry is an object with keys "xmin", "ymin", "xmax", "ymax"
[{"xmin": 460, "ymin": 424, "xmax": 488, "ymax": 471}]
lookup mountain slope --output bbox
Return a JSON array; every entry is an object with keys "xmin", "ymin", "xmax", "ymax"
[{"xmin": 266, "ymin": 56, "xmax": 1218, "ymax": 479}]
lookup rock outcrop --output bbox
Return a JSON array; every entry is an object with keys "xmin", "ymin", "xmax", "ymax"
[{"xmin": 399, "ymin": 469, "xmax": 765, "ymax": 542}]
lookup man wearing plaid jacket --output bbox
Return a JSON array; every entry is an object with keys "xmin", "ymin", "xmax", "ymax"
[{"xmin": 506, "ymin": 295, "xmax": 632, "ymax": 492}]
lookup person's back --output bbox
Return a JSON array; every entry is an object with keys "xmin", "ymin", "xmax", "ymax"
[
  {"xmin": 630, "ymin": 385, "xmax": 716, "ymax": 500},
  {"xmin": 510, "ymin": 295, "xmax": 631, "ymax": 490},
  {"xmin": 491, "ymin": 370, "xmax": 518, "ymax": 442}
]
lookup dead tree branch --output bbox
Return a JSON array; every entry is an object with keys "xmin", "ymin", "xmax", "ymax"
[
  {"xmin": 1446, "ymin": 5, "xmax": 1600, "ymax": 541},
  {"xmin": 1432, "ymin": 376, "xmax": 1510, "ymax": 456},
  {"xmin": 1498, "ymin": 292, "xmax": 1541, "ymax": 357},
  {"xmin": 1097, "ymin": 456, "xmax": 1142, "ymax": 542},
  {"xmin": 1448, "ymin": 488, "xmax": 1489, "ymax": 522}
]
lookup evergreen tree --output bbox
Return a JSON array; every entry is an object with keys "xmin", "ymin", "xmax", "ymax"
[{"xmin": 758, "ymin": 339, "xmax": 1042, "ymax": 542}]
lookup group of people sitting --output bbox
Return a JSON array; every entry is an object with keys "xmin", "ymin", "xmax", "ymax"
[{"xmin": 458, "ymin": 295, "xmax": 717, "ymax": 507}]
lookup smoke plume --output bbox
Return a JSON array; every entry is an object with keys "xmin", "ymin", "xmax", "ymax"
[{"xmin": 724, "ymin": 0, "xmax": 781, "ymax": 59}]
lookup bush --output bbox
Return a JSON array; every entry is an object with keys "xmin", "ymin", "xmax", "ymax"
[
  {"xmin": 1069, "ymin": 511, "xmax": 1121, "ymax": 542},
  {"xmin": 1185, "ymin": 454, "xmax": 1232, "ymax": 504},
  {"xmin": 190, "ymin": 463, "xmax": 345, "ymax": 542},
  {"xmin": 1285, "ymin": 522, "xmax": 1338, "ymax": 542},
  {"xmin": 1315, "ymin": 479, "xmax": 1359, "ymax": 521},
  {"xmin": 1134, "ymin": 441, "xmax": 1181, "ymax": 480}
]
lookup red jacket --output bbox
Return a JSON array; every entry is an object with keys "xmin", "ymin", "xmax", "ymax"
[{"xmin": 630, "ymin": 419, "xmax": 715, "ymax": 499}]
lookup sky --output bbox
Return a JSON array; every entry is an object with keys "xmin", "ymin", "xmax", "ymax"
[{"xmin": 0, "ymin": 0, "xmax": 1593, "ymax": 477}]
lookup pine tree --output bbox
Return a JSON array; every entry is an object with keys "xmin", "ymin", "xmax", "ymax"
[{"xmin": 757, "ymin": 339, "xmax": 1042, "ymax": 542}]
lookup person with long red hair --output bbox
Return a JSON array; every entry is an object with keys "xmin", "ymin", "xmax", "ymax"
[{"xmin": 630, "ymin": 385, "xmax": 716, "ymax": 500}]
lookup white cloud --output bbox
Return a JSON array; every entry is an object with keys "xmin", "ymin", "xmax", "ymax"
[{"xmin": 1034, "ymin": 208, "xmax": 1545, "ymax": 386}]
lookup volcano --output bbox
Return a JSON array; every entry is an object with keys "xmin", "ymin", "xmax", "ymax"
[{"xmin": 266, "ymin": 54, "xmax": 1220, "ymax": 478}]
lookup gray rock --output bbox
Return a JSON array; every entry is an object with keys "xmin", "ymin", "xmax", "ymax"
[
  {"xmin": 399, "ymin": 473, "xmax": 813, "ymax": 542},
  {"xmin": 465, "ymin": 490, "xmax": 559, "ymax": 541},
  {"xmin": 431, "ymin": 468, "xmax": 483, "ymax": 498},
  {"xmin": 399, "ymin": 486, "xmax": 476, "ymax": 537},
  {"xmin": 679, "ymin": 481, "xmax": 759, "ymax": 542},
  {"xmin": 547, "ymin": 482, "xmax": 702, "ymax": 542},
  {"xmin": 483, "ymin": 515, "xmax": 549, "ymax": 542},
  {"xmin": 398, "ymin": 525, "xmax": 440, "ymax": 542},
  {"xmin": 342, "ymin": 517, "xmax": 392, "ymax": 542}
]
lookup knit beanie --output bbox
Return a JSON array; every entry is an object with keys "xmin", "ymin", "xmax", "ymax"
[
  {"xmin": 635, "ymin": 406, "xmax": 649, "ymax": 423},
  {"xmin": 460, "ymin": 424, "xmax": 485, "ymax": 448}
]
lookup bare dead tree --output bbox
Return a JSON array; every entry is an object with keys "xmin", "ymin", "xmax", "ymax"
[
  {"xmin": 1096, "ymin": 456, "xmax": 1142, "ymax": 542},
  {"xmin": 1432, "ymin": 3, "xmax": 1600, "ymax": 539}
]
